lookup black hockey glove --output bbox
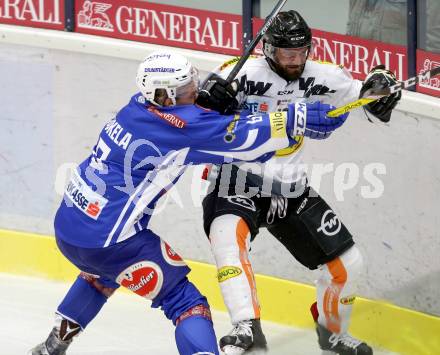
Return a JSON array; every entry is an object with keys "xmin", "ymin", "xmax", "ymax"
[
  {"xmin": 196, "ymin": 73, "xmax": 239, "ymax": 114},
  {"xmin": 360, "ymin": 65, "xmax": 401, "ymax": 123}
]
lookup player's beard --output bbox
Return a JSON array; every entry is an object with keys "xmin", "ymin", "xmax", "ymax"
[
  {"xmin": 278, "ymin": 64, "xmax": 305, "ymax": 81},
  {"xmin": 269, "ymin": 59, "xmax": 305, "ymax": 82}
]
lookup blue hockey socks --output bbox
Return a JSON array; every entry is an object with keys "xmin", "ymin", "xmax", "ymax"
[
  {"xmin": 175, "ymin": 308, "xmax": 219, "ymax": 355},
  {"xmin": 155, "ymin": 277, "xmax": 218, "ymax": 355},
  {"xmin": 56, "ymin": 275, "xmax": 109, "ymax": 329}
]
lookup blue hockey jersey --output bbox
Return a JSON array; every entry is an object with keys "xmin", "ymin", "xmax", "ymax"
[{"xmin": 55, "ymin": 93, "xmax": 295, "ymax": 248}]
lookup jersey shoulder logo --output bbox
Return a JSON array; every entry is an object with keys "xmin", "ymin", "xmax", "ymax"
[{"xmin": 148, "ymin": 106, "xmax": 187, "ymax": 128}]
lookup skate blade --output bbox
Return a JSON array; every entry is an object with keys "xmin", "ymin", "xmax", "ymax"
[
  {"xmin": 221, "ymin": 345, "xmax": 246, "ymax": 355},
  {"xmin": 28, "ymin": 345, "xmax": 50, "ymax": 355},
  {"xmin": 248, "ymin": 349, "xmax": 268, "ymax": 354}
]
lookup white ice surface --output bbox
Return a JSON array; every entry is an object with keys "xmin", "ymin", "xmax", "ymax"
[{"xmin": 0, "ymin": 273, "xmax": 397, "ymax": 355}]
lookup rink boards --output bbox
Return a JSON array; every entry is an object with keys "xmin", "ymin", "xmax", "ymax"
[
  {"xmin": 1, "ymin": 228, "xmax": 438, "ymax": 355},
  {"xmin": 1, "ymin": 23, "xmax": 440, "ymax": 355}
]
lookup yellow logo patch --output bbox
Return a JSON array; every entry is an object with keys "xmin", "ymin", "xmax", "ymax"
[
  {"xmin": 217, "ymin": 266, "xmax": 242, "ymax": 283},
  {"xmin": 340, "ymin": 296, "xmax": 356, "ymax": 305},
  {"xmin": 269, "ymin": 112, "xmax": 287, "ymax": 139}
]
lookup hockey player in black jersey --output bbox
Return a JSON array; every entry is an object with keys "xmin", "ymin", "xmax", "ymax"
[{"xmin": 197, "ymin": 10, "xmax": 401, "ymax": 355}]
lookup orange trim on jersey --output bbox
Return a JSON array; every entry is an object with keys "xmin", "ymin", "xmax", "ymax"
[
  {"xmin": 236, "ymin": 218, "xmax": 260, "ymax": 319},
  {"xmin": 323, "ymin": 257, "xmax": 348, "ymax": 333},
  {"xmin": 194, "ymin": 103, "xmax": 212, "ymax": 111}
]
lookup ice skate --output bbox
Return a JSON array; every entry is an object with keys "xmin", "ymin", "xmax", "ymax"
[
  {"xmin": 316, "ymin": 322, "xmax": 373, "ymax": 355},
  {"xmin": 28, "ymin": 318, "xmax": 80, "ymax": 355},
  {"xmin": 219, "ymin": 319, "xmax": 267, "ymax": 354}
]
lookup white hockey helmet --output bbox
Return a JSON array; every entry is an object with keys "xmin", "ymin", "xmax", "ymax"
[{"xmin": 136, "ymin": 51, "xmax": 199, "ymax": 106}]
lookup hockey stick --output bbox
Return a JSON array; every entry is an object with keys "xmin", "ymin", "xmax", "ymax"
[
  {"xmin": 327, "ymin": 66, "xmax": 440, "ymax": 117},
  {"xmin": 225, "ymin": 0, "xmax": 287, "ymax": 83}
]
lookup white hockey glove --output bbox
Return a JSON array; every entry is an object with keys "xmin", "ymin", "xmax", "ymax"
[{"xmin": 287, "ymin": 102, "xmax": 348, "ymax": 140}]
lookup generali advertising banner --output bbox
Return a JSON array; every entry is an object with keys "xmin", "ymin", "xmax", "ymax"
[
  {"xmin": 2, "ymin": 2, "xmax": 439, "ymax": 98},
  {"xmin": 74, "ymin": 0, "xmax": 243, "ymax": 56},
  {"xmin": 0, "ymin": 0, "xmax": 64, "ymax": 30},
  {"xmin": 253, "ymin": 17, "xmax": 408, "ymax": 82},
  {"xmin": 417, "ymin": 49, "xmax": 440, "ymax": 98},
  {"xmin": 255, "ymin": 18, "xmax": 440, "ymax": 98}
]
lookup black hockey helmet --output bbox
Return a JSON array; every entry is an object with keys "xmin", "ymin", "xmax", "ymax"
[
  {"xmin": 262, "ymin": 10, "xmax": 312, "ymax": 81},
  {"xmin": 263, "ymin": 10, "xmax": 312, "ymax": 50}
]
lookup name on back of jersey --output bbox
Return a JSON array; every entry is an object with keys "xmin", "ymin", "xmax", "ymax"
[
  {"xmin": 103, "ymin": 119, "xmax": 132, "ymax": 150},
  {"xmin": 65, "ymin": 170, "xmax": 108, "ymax": 220}
]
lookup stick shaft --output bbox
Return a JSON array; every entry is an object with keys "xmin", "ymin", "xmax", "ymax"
[
  {"xmin": 328, "ymin": 66, "xmax": 440, "ymax": 117},
  {"xmin": 225, "ymin": 0, "xmax": 287, "ymax": 83}
]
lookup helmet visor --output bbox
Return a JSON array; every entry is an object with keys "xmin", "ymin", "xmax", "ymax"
[
  {"xmin": 267, "ymin": 44, "xmax": 310, "ymax": 66},
  {"xmin": 276, "ymin": 46, "xmax": 309, "ymax": 60}
]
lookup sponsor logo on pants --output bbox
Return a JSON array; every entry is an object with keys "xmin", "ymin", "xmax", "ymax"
[
  {"xmin": 317, "ymin": 209, "xmax": 341, "ymax": 236},
  {"xmin": 217, "ymin": 266, "xmax": 242, "ymax": 282},
  {"xmin": 161, "ymin": 240, "xmax": 186, "ymax": 267},
  {"xmin": 116, "ymin": 261, "xmax": 163, "ymax": 299},
  {"xmin": 340, "ymin": 295, "xmax": 356, "ymax": 305}
]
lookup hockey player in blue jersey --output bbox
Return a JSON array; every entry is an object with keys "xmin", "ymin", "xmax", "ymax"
[{"xmin": 29, "ymin": 50, "xmax": 348, "ymax": 355}]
